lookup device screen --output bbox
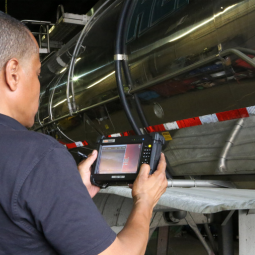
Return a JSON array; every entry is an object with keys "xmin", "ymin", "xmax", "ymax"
[{"xmin": 97, "ymin": 144, "xmax": 142, "ymax": 174}]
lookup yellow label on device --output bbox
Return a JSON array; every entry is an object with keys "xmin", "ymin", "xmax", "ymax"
[{"xmin": 162, "ymin": 131, "xmax": 172, "ymax": 141}]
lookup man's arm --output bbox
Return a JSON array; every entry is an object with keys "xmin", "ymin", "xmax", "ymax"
[
  {"xmin": 79, "ymin": 153, "xmax": 168, "ymax": 255},
  {"xmin": 100, "ymin": 200, "xmax": 152, "ymax": 255}
]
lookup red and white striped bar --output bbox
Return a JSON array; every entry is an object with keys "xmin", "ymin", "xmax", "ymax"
[
  {"xmin": 60, "ymin": 140, "xmax": 89, "ymax": 149},
  {"xmin": 108, "ymin": 105, "xmax": 255, "ymax": 137}
]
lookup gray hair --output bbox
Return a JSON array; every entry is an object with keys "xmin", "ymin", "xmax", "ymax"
[{"xmin": 0, "ymin": 11, "xmax": 38, "ymax": 71}]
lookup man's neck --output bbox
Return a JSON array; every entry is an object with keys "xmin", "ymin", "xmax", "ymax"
[{"xmin": 0, "ymin": 108, "xmax": 24, "ymax": 127}]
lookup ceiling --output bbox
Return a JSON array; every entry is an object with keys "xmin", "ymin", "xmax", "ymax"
[{"xmin": 0, "ymin": 0, "xmax": 99, "ymax": 23}]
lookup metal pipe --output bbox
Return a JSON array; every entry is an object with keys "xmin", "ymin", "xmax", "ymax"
[
  {"xmin": 32, "ymin": 32, "xmax": 47, "ymax": 35},
  {"xmin": 56, "ymin": 126, "xmax": 76, "ymax": 143},
  {"xmin": 186, "ymin": 213, "xmax": 215, "ymax": 255},
  {"xmin": 47, "ymin": 71, "xmax": 80, "ymax": 143},
  {"xmin": 66, "ymin": 0, "xmax": 113, "ymax": 115},
  {"xmin": 218, "ymin": 212, "xmax": 234, "ymax": 255},
  {"xmin": 167, "ymin": 180, "xmax": 235, "ymax": 188},
  {"xmin": 38, "ymin": 25, "xmax": 46, "ymax": 48},
  {"xmin": 37, "ymin": 76, "xmax": 59, "ymax": 127},
  {"xmin": 235, "ymin": 47, "xmax": 255, "ymax": 56},
  {"xmin": 33, "ymin": 96, "xmax": 119, "ymax": 131},
  {"xmin": 156, "ymin": 226, "xmax": 169, "ymax": 255},
  {"xmin": 218, "ymin": 118, "xmax": 244, "ymax": 173},
  {"xmin": 49, "ymin": 72, "xmax": 67, "ymax": 121},
  {"xmin": 41, "ymin": 50, "xmax": 56, "ymax": 64},
  {"xmin": 46, "ymin": 25, "xmax": 50, "ymax": 54},
  {"xmin": 21, "ymin": 20, "xmax": 54, "ymax": 25},
  {"xmin": 204, "ymin": 223, "xmax": 218, "ymax": 254},
  {"xmin": 56, "ymin": 5, "xmax": 65, "ymax": 23}
]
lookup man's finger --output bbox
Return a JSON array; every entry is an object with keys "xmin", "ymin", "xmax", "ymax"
[
  {"xmin": 79, "ymin": 150, "xmax": 98, "ymax": 169},
  {"xmin": 154, "ymin": 153, "xmax": 166, "ymax": 175},
  {"xmin": 138, "ymin": 163, "xmax": 150, "ymax": 178}
]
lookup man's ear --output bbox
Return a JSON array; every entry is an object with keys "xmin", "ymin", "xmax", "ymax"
[{"xmin": 5, "ymin": 58, "xmax": 20, "ymax": 91}]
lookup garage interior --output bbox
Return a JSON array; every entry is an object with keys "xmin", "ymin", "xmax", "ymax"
[{"xmin": 2, "ymin": 0, "xmax": 255, "ymax": 254}]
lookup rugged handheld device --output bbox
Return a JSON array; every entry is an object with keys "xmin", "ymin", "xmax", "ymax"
[{"xmin": 91, "ymin": 133, "xmax": 165, "ymax": 188}]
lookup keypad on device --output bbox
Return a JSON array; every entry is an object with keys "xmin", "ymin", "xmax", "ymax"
[{"xmin": 141, "ymin": 145, "xmax": 152, "ymax": 164}]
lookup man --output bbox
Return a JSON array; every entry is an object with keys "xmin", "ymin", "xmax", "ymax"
[{"xmin": 0, "ymin": 11, "xmax": 168, "ymax": 255}]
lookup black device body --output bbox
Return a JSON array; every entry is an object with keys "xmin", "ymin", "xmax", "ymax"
[{"xmin": 91, "ymin": 133, "xmax": 165, "ymax": 188}]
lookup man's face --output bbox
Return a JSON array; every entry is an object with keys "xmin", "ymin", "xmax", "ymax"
[{"xmin": 18, "ymin": 52, "xmax": 41, "ymax": 128}]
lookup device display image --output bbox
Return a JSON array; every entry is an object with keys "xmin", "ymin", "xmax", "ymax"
[
  {"xmin": 97, "ymin": 144, "xmax": 142, "ymax": 174},
  {"xmin": 91, "ymin": 134, "xmax": 165, "ymax": 188}
]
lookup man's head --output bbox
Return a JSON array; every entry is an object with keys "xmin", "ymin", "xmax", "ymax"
[{"xmin": 0, "ymin": 12, "xmax": 41, "ymax": 128}]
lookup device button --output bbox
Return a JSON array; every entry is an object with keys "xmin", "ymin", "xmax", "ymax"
[{"xmin": 148, "ymin": 144, "xmax": 152, "ymax": 148}]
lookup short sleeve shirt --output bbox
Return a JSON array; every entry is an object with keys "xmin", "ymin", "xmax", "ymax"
[{"xmin": 0, "ymin": 114, "xmax": 116, "ymax": 255}]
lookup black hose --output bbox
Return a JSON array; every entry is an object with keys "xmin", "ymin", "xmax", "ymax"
[
  {"xmin": 134, "ymin": 94, "xmax": 149, "ymax": 128},
  {"xmin": 115, "ymin": 0, "xmax": 142, "ymax": 135},
  {"xmin": 121, "ymin": 0, "xmax": 149, "ymax": 129},
  {"xmin": 122, "ymin": 62, "xmax": 149, "ymax": 128}
]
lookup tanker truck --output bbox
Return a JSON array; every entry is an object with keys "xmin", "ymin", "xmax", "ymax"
[{"xmin": 32, "ymin": 0, "xmax": 255, "ymax": 253}]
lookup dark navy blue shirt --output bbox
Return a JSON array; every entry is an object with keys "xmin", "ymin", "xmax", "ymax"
[{"xmin": 0, "ymin": 113, "xmax": 116, "ymax": 255}]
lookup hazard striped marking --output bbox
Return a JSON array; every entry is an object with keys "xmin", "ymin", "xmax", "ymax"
[
  {"xmin": 199, "ymin": 114, "xmax": 218, "ymax": 124},
  {"xmin": 176, "ymin": 117, "xmax": 202, "ymax": 129},
  {"xmin": 216, "ymin": 108, "xmax": 249, "ymax": 121},
  {"xmin": 59, "ymin": 140, "xmax": 88, "ymax": 149},
  {"xmin": 163, "ymin": 122, "xmax": 179, "ymax": 130},
  {"xmin": 108, "ymin": 105, "xmax": 255, "ymax": 137}
]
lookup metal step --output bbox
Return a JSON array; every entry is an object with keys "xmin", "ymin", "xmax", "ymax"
[
  {"xmin": 42, "ymin": 12, "xmax": 90, "ymax": 46},
  {"xmin": 23, "ymin": 5, "xmax": 90, "ymax": 55}
]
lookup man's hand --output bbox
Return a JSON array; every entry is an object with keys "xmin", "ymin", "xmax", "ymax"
[
  {"xmin": 132, "ymin": 153, "xmax": 168, "ymax": 209},
  {"xmin": 99, "ymin": 153, "xmax": 168, "ymax": 255},
  {"xmin": 78, "ymin": 150, "xmax": 100, "ymax": 198}
]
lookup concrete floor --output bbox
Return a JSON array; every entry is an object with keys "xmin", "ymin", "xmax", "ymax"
[{"xmin": 146, "ymin": 227, "xmax": 239, "ymax": 255}]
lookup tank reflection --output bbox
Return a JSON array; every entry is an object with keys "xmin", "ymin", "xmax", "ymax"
[{"xmin": 36, "ymin": 0, "xmax": 255, "ymax": 180}]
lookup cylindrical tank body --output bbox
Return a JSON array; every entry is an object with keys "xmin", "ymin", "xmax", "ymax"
[{"xmin": 36, "ymin": 0, "xmax": 255, "ymax": 179}]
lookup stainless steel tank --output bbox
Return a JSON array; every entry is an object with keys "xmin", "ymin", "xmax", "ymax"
[{"xmin": 36, "ymin": 0, "xmax": 255, "ymax": 183}]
